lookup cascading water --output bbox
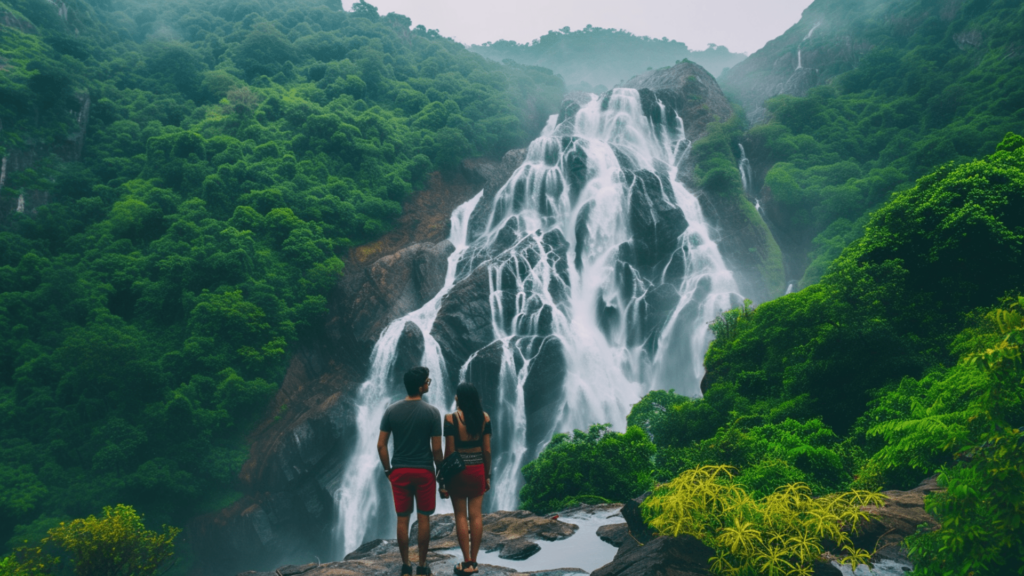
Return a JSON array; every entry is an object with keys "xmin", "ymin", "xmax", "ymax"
[
  {"xmin": 795, "ymin": 23, "xmax": 820, "ymax": 71},
  {"xmin": 332, "ymin": 88, "xmax": 743, "ymax": 556},
  {"xmin": 16, "ymin": 194, "xmax": 25, "ymax": 213},
  {"xmin": 332, "ymin": 193, "xmax": 480, "ymax": 556}
]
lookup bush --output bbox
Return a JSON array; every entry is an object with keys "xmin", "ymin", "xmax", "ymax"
[
  {"xmin": 519, "ymin": 424, "xmax": 655, "ymax": 514},
  {"xmin": 642, "ymin": 465, "xmax": 883, "ymax": 576}
]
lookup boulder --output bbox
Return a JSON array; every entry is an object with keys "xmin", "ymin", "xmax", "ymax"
[
  {"xmin": 498, "ymin": 537, "xmax": 541, "ymax": 560},
  {"xmin": 392, "ymin": 322, "xmax": 425, "ymax": 380},
  {"xmin": 592, "ymin": 535, "xmax": 714, "ymax": 576},
  {"xmin": 620, "ymin": 493, "xmax": 655, "ymax": 544},
  {"xmin": 849, "ymin": 476, "xmax": 942, "ymax": 563},
  {"xmin": 596, "ymin": 523, "xmax": 630, "ymax": 548}
]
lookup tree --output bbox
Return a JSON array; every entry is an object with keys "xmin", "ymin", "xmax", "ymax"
[{"xmin": 2, "ymin": 505, "xmax": 179, "ymax": 576}]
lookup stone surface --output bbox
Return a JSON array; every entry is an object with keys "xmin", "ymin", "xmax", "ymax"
[
  {"xmin": 849, "ymin": 476, "xmax": 942, "ymax": 564},
  {"xmin": 596, "ymin": 523, "xmax": 630, "ymax": 548},
  {"xmin": 591, "ymin": 535, "xmax": 714, "ymax": 576},
  {"xmin": 498, "ymin": 537, "xmax": 541, "ymax": 560},
  {"xmin": 620, "ymin": 61, "xmax": 733, "ymax": 143},
  {"xmin": 619, "ymin": 493, "xmax": 655, "ymax": 544},
  {"xmin": 393, "ymin": 322, "xmax": 425, "ymax": 380},
  {"xmin": 431, "ymin": 264, "xmax": 496, "ymax": 372},
  {"xmin": 240, "ymin": 510, "xmax": 581, "ymax": 576}
]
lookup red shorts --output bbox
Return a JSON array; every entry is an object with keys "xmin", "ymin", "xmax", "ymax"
[
  {"xmin": 389, "ymin": 468, "xmax": 436, "ymax": 517},
  {"xmin": 446, "ymin": 464, "xmax": 486, "ymax": 498}
]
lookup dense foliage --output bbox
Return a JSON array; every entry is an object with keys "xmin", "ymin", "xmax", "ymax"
[
  {"xmin": 518, "ymin": 424, "xmax": 655, "ymax": 514},
  {"xmin": 642, "ymin": 466, "xmax": 882, "ymax": 576},
  {"xmin": 0, "ymin": 0, "xmax": 563, "ymax": 552},
  {"xmin": 470, "ymin": 26, "xmax": 745, "ymax": 92},
  {"xmin": 1, "ymin": 504, "xmax": 179, "ymax": 576},
  {"xmin": 521, "ymin": 134, "xmax": 1024, "ymax": 569},
  {"xmin": 738, "ymin": 0, "xmax": 1024, "ymax": 285}
]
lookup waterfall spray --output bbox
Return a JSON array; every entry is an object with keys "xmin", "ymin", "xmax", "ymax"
[{"xmin": 332, "ymin": 88, "xmax": 743, "ymax": 555}]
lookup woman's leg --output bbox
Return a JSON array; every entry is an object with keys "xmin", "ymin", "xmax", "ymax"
[
  {"xmin": 452, "ymin": 496, "xmax": 471, "ymax": 563},
  {"xmin": 468, "ymin": 495, "xmax": 484, "ymax": 563}
]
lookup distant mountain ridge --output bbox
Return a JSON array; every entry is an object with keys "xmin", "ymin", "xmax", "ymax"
[{"xmin": 470, "ymin": 26, "xmax": 746, "ymax": 91}]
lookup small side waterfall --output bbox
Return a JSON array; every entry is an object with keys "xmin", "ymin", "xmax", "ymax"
[
  {"xmin": 795, "ymin": 23, "xmax": 820, "ymax": 71},
  {"xmin": 16, "ymin": 194, "xmax": 25, "ymax": 213},
  {"xmin": 332, "ymin": 88, "xmax": 743, "ymax": 556}
]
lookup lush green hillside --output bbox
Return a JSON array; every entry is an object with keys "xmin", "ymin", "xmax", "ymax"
[
  {"xmin": 522, "ymin": 133, "xmax": 1024, "ymax": 574},
  {"xmin": 470, "ymin": 26, "xmax": 746, "ymax": 92},
  {"xmin": 727, "ymin": 0, "xmax": 1024, "ymax": 285},
  {"xmin": 0, "ymin": 0, "xmax": 562, "ymax": 551}
]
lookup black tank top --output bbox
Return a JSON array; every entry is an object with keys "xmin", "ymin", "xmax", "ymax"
[{"xmin": 444, "ymin": 412, "xmax": 492, "ymax": 449}]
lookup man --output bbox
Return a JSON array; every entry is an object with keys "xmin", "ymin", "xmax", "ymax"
[{"xmin": 377, "ymin": 366, "xmax": 443, "ymax": 575}]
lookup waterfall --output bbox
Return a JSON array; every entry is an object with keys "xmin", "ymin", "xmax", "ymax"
[
  {"xmin": 332, "ymin": 193, "xmax": 480, "ymax": 555},
  {"xmin": 332, "ymin": 88, "xmax": 743, "ymax": 556},
  {"xmin": 795, "ymin": 23, "xmax": 820, "ymax": 71},
  {"xmin": 16, "ymin": 194, "xmax": 25, "ymax": 213}
]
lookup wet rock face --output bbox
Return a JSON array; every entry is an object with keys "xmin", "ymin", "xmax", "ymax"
[
  {"xmin": 344, "ymin": 240, "xmax": 454, "ymax": 345},
  {"xmin": 498, "ymin": 537, "xmax": 541, "ymax": 560},
  {"xmin": 431, "ymin": 265, "xmax": 496, "ymax": 372},
  {"xmin": 620, "ymin": 61, "xmax": 733, "ymax": 142},
  {"xmin": 392, "ymin": 322, "xmax": 425, "ymax": 381},
  {"xmin": 850, "ymin": 476, "xmax": 941, "ymax": 564}
]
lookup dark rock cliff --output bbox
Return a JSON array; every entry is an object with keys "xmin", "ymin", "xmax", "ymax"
[{"xmin": 622, "ymin": 61, "xmax": 785, "ymax": 301}]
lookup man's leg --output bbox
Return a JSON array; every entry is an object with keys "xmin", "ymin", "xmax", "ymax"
[
  {"xmin": 389, "ymin": 469, "xmax": 415, "ymax": 568},
  {"xmin": 416, "ymin": 512, "xmax": 431, "ymax": 566},
  {"xmin": 411, "ymin": 469, "xmax": 437, "ymax": 569},
  {"xmin": 396, "ymin": 515, "xmax": 411, "ymax": 566}
]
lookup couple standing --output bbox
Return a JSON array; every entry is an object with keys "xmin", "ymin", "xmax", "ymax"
[{"xmin": 376, "ymin": 367, "xmax": 492, "ymax": 576}]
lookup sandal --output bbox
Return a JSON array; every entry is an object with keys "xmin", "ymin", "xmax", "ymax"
[
  {"xmin": 401, "ymin": 565, "xmax": 413, "ymax": 576},
  {"xmin": 454, "ymin": 562, "xmax": 478, "ymax": 575}
]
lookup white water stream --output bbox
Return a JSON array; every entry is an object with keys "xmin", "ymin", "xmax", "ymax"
[{"xmin": 332, "ymin": 88, "xmax": 743, "ymax": 556}]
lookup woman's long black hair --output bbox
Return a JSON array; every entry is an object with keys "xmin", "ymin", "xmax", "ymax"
[{"xmin": 455, "ymin": 383, "xmax": 485, "ymax": 436}]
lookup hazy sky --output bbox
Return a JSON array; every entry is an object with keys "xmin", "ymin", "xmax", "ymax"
[{"xmin": 359, "ymin": 0, "xmax": 816, "ymax": 55}]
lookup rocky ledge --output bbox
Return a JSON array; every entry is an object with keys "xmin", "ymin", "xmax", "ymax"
[{"xmin": 237, "ymin": 510, "xmax": 585, "ymax": 576}]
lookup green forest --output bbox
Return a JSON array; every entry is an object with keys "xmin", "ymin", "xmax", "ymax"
[
  {"xmin": 3, "ymin": 0, "xmax": 1024, "ymax": 573},
  {"xmin": 470, "ymin": 26, "xmax": 746, "ymax": 92},
  {"xmin": 0, "ymin": 0, "xmax": 562, "ymax": 557}
]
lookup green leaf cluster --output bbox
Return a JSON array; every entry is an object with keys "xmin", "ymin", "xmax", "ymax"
[
  {"xmin": 642, "ymin": 465, "xmax": 882, "ymax": 576},
  {"xmin": 1, "ymin": 504, "xmax": 179, "ymax": 576},
  {"xmin": 518, "ymin": 424, "xmax": 655, "ymax": 515}
]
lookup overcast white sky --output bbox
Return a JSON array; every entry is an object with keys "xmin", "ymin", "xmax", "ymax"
[{"xmin": 359, "ymin": 0, "xmax": 815, "ymax": 55}]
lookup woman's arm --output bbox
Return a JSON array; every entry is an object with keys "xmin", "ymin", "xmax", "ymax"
[
  {"xmin": 483, "ymin": 414, "xmax": 492, "ymax": 490},
  {"xmin": 443, "ymin": 414, "xmax": 455, "ymax": 459}
]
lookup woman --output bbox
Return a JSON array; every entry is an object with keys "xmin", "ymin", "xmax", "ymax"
[{"xmin": 440, "ymin": 383, "xmax": 491, "ymax": 576}]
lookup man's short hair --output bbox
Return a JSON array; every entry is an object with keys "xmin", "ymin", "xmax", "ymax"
[{"xmin": 404, "ymin": 367, "xmax": 429, "ymax": 396}]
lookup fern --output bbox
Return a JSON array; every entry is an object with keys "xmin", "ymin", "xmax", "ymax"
[{"xmin": 642, "ymin": 465, "xmax": 883, "ymax": 576}]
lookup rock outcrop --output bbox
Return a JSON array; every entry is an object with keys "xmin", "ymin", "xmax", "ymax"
[
  {"xmin": 592, "ymin": 535, "xmax": 714, "ymax": 576},
  {"xmin": 237, "ymin": 510, "xmax": 583, "ymax": 576},
  {"xmin": 621, "ymin": 60, "xmax": 733, "ymax": 143},
  {"xmin": 619, "ymin": 61, "xmax": 785, "ymax": 301}
]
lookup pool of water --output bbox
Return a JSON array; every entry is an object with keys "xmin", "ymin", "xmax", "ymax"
[
  {"xmin": 446, "ymin": 507, "xmax": 622, "ymax": 573},
  {"xmin": 835, "ymin": 559, "xmax": 912, "ymax": 575}
]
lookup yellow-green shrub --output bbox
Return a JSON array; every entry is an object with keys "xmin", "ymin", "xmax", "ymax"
[{"xmin": 641, "ymin": 465, "xmax": 884, "ymax": 576}]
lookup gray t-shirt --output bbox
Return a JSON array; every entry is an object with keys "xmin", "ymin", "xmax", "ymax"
[{"xmin": 380, "ymin": 399, "xmax": 442, "ymax": 471}]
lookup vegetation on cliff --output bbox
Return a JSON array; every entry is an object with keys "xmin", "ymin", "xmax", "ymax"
[
  {"xmin": 0, "ymin": 0, "xmax": 563, "ymax": 553},
  {"xmin": 470, "ymin": 26, "xmax": 746, "ymax": 92},
  {"xmin": 736, "ymin": 0, "xmax": 1024, "ymax": 285},
  {"xmin": 522, "ymin": 134, "xmax": 1024, "ymax": 572}
]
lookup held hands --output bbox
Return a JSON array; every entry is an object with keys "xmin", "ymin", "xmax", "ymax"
[{"xmin": 485, "ymin": 477, "xmax": 491, "ymax": 492}]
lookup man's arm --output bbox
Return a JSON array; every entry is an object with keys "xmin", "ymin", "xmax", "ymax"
[
  {"xmin": 431, "ymin": 435, "xmax": 443, "ymax": 469},
  {"xmin": 377, "ymin": 430, "xmax": 391, "ymax": 474}
]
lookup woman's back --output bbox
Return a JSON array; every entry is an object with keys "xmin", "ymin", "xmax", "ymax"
[{"xmin": 447, "ymin": 411, "xmax": 491, "ymax": 452}]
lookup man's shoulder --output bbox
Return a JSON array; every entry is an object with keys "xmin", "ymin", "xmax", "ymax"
[{"xmin": 420, "ymin": 401, "xmax": 441, "ymax": 417}]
